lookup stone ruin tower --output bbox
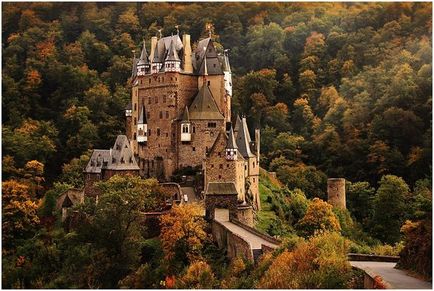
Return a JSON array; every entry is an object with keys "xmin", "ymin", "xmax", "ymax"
[{"xmin": 327, "ymin": 178, "xmax": 346, "ymax": 209}]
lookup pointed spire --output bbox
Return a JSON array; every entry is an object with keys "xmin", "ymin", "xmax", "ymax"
[
  {"xmin": 131, "ymin": 50, "xmax": 137, "ymax": 77},
  {"xmin": 138, "ymin": 105, "xmax": 147, "ymax": 124},
  {"xmin": 175, "ymin": 25, "xmax": 179, "ymax": 35},
  {"xmin": 234, "ymin": 115, "xmax": 242, "ymax": 133},
  {"xmin": 182, "ymin": 106, "xmax": 190, "ymax": 121},
  {"xmin": 137, "ymin": 39, "xmax": 149, "ymax": 65},
  {"xmin": 236, "ymin": 116, "xmax": 254, "ymax": 158},
  {"xmin": 152, "ymin": 40, "xmax": 161, "ymax": 63},
  {"xmin": 165, "ymin": 39, "xmax": 181, "ymax": 62},
  {"xmin": 226, "ymin": 126, "xmax": 237, "ymax": 150},
  {"xmin": 223, "ymin": 49, "xmax": 231, "ymax": 72},
  {"xmin": 157, "ymin": 28, "xmax": 163, "ymax": 39}
]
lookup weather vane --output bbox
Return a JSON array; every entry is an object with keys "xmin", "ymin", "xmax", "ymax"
[{"xmin": 206, "ymin": 23, "xmax": 212, "ymax": 38}]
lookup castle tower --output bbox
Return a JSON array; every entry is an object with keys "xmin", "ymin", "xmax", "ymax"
[
  {"xmin": 151, "ymin": 40, "xmax": 162, "ymax": 74},
  {"xmin": 327, "ymin": 178, "xmax": 346, "ymax": 209},
  {"xmin": 225, "ymin": 126, "xmax": 237, "ymax": 161},
  {"xmin": 137, "ymin": 39, "xmax": 150, "ymax": 76},
  {"xmin": 163, "ymin": 39, "xmax": 181, "ymax": 72}
]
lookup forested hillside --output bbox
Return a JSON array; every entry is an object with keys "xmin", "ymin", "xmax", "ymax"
[{"xmin": 2, "ymin": 2, "xmax": 432, "ymax": 288}]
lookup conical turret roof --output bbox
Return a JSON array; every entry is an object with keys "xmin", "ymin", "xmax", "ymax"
[
  {"xmin": 137, "ymin": 39, "xmax": 150, "ymax": 66},
  {"xmin": 182, "ymin": 106, "xmax": 190, "ymax": 121},
  {"xmin": 226, "ymin": 126, "xmax": 237, "ymax": 150},
  {"xmin": 138, "ymin": 105, "xmax": 147, "ymax": 124},
  {"xmin": 165, "ymin": 39, "xmax": 181, "ymax": 62},
  {"xmin": 236, "ymin": 117, "xmax": 254, "ymax": 158},
  {"xmin": 152, "ymin": 40, "xmax": 162, "ymax": 63},
  {"xmin": 234, "ymin": 115, "xmax": 242, "ymax": 133}
]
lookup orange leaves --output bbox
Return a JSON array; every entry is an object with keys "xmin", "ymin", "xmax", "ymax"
[
  {"xmin": 296, "ymin": 198, "xmax": 341, "ymax": 237},
  {"xmin": 258, "ymin": 232, "xmax": 351, "ymax": 288},
  {"xmin": 36, "ymin": 37, "xmax": 56, "ymax": 59},
  {"xmin": 25, "ymin": 69, "xmax": 42, "ymax": 88},
  {"xmin": 159, "ymin": 203, "xmax": 207, "ymax": 263}
]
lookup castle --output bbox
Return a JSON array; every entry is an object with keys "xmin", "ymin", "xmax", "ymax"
[{"xmin": 125, "ymin": 30, "xmax": 261, "ymax": 210}]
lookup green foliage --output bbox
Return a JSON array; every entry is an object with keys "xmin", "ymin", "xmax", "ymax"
[{"xmin": 371, "ymin": 175, "xmax": 410, "ymax": 244}]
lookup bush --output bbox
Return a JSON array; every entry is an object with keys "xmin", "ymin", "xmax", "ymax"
[
  {"xmin": 257, "ymin": 232, "xmax": 352, "ymax": 288},
  {"xmin": 176, "ymin": 261, "xmax": 216, "ymax": 289}
]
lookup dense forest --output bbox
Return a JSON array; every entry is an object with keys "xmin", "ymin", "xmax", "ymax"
[{"xmin": 2, "ymin": 2, "xmax": 432, "ymax": 288}]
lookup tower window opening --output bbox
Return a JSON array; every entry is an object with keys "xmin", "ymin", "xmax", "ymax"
[
  {"xmin": 159, "ymin": 111, "xmax": 163, "ymax": 119},
  {"xmin": 134, "ymin": 118, "xmax": 137, "ymax": 125},
  {"xmin": 157, "ymin": 128, "xmax": 161, "ymax": 136},
  {"xmin": 192, "ymin": 147, "xmax": 196, "ymax": 151},
  {"xmin": 207, "ymin": 80, "xmax": 210, "ymax": 86},
  {"xmin": 134, "ymin": 103, "xmax": 137, "ymax": 111}
]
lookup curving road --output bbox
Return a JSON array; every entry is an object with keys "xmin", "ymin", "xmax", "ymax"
[{"xmin": 350, "ymin": 261, "xmax": 432, "ymax": 289}]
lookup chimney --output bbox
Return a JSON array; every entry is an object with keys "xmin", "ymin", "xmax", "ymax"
[
  {"xmin": 150, "ymin": 36, "xmax": 158, "ymax": 63},
  {"xmin": 182, "ymin": 34, "xmax": 193, "ymax": 74}
]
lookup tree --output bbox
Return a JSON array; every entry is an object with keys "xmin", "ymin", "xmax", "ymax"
[
  {"xmin": 2, "ymin": 180, "xmax": 40, "ymax": 250},
  {"xmin": 257, "ymin": 232, "xmax": 351, "ymax": 288},
  {"xmin": 371, "ymin": 175, "xmax": 410, "ymax": 243},
  {"xmin": 59, "ymin": 154, "xmax": 90, "ymax": 188},
  {"xmin": 347, "ymin": 181, "xmax": 375, "ymax": 229},
  {"xmin": 176, "ymin": 261, "xmax": 216, "ymax": 289},
  {"xmin": 71, "ymin": 175, "xmax": 169, "ymax": 288},
  {"xmin": 296, "ymin": 198, "xmax": 341, "ymax": 237},
  {"xmin": 159, "ymin": 203, "xmax": 207, "ymax": 269}
]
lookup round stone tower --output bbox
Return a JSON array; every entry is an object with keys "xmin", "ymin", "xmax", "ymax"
[{"xmin": 327, "ymin": 178, "xmax": 346, "ymax": 209}]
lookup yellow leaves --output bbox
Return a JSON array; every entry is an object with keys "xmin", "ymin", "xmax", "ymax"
[
  {"xmin": 296, "ymin": 198, "xmax": 341, "ymax": 237},
  {"xmin": 258, "ymin": 232, "xmax": 350, "ymax": 289},
  {"xmin": 159, "ymin": 203, "xmax": 207, "ymax": 263},
  {"xmin": 176, "ymin": 260, "xmax": 215, "ymax": 289},
  {"xmin": 7, "ymin": 33, "xmax": 20, "ymax": 43}
]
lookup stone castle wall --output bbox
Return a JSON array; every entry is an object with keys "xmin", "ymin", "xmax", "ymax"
[{"xmin": 177, "ymin": 119, "xmax": 224, "ymax": 169}]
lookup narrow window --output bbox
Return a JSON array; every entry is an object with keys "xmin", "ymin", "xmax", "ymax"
[
  {"xmin": 163, "ymin": 95, "xmax": 166, "ymax": 103},
  {"xmin": 207, "ymin": 80, "xmax": 210, "ymax": 86},
  {"xmin": 159, "ymin": 111, "xmax": 163, "ymax": 119},
  {"xmin": 193, "ymin": 127, "xmax": 196, "ymax": 133},
  {"xmin": 134, "ymin": 117, "xmax": 137, "ymax": 125},
  {"xmin": 134, "ymin": 103, "xmax": 137, "ymax": 111},
  {"xmin": 192, "ymin": 147, "xmax": 196, "ymax": 151},
  {"xmin": 219, "ymin": 164, "xmax": 223, "ymax": 169},
  {"xmin": 157, "ymin": 128, "xmax": 161, "ymax": 136}
]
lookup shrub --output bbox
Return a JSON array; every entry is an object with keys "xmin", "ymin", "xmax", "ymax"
[
  {"xmin": 176, "ymin": 261, "xmax": 216, "ymax": 289},
  {"xmin": 257, "ymin": 232, "xmax": 351, "ymax": 288}
]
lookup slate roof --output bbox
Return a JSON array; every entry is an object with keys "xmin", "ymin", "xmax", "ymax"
[
  {"xmin": 236, "ymin": 117, "xmax": 254, "ymax": 158},
  {"xmin": 188, "ymin": 85, "xmax": 224, "ymax": 120},
  {"xmin": 152, "ymin": 40, "xmax": 162, "ymax": 63},
  {"xmin": 181, "ymin": 106, "xmax": 190, "ymax": 121},
  {"xmin": 56, "ymin": 189, "xmax": 84, "ymax": 210},
  {"xmin": 138, "ymin": 105, "xmax": 147, "ymax": 124},
  {"xmin": 165, "ymin": 39, "xmax": 181, "ymax": 62},
  {"xmin": 206, "ymin": 182, "xmax": 238, "ymax": 195},
  {"xmin": 193, "ymin": 37, "xmax": 223, "ymax": 75},
  {"xmin": 137, "ymin": 39, "xmax": 150, "ymax": 66},
  {"xmin": 131, "ymin": 53, "xmax": 138, "ymax": 78},
  {"xmin": 226, "ymin": 126, "xmax": 237, "ymax": 149},
  {"xmin": 85, "ymin": 135, "xmax": 140, "ymax": 173},
  {"xmin": 125, "ymin": 101, "xmax": 132, "ymax": 111}
]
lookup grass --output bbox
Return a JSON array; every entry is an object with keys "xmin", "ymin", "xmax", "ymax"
[{"xmin": 255, "ymin": 168, "xmax": 282, "ymax": 234}]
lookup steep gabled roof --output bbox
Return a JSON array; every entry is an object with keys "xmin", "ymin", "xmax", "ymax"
[
  {"xmin": 234, "ymin": 115, "xmax": 242, "ymax": 133},
  {"xmin": 193, "ymin": 37, "xmax": 223, "ymax": 75},
  {"xmin": 236, "ymin": 117, "xmax": 254, "ymax": 158},
  {"xmin": 84, "ymin": 135, "xmax": 139, "ymax": 173},
  {"xmin": 138, "ymin": 105, "xmax": 147, "ymax": 124},
  {"xmin": 165, "ymin": 39, "xmax": 181, "ymax": 62},
  {"xmin": 152, "ymin": 40, "xmax": 162, "ymax": 63},
  {"xmin": 188, "ymin": 85, "xmax": 224, "ymax": 120},
  {"xmin": 107, "ymin": 135, "xmax": 140, "ymax": 171},
  {"xmin": 137, "ymin": 39, "xmax": 150, "ymax": 66},
  {"xmin": 85, "ymin": 149, "xmax": 111, "ymax": 173}
]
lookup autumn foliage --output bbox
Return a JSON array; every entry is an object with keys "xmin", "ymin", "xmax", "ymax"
[{"xmin": 296, "ymin": 198, "xmax": 341, "ymax": 237}]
